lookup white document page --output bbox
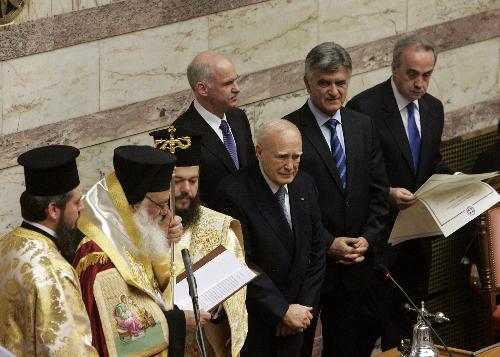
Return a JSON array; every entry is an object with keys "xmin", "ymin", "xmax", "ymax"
[
  {"xmin": 389, "ymin": 172, "xmax": 500, "ymax": 244},
  {"xmin": 174, "ymin": 247, "xmax": 257, "ymax": 311}
]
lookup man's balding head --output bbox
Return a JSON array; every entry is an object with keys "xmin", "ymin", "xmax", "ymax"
[
  {"xmin": 187, "ymin": 51, "xmax": 240, "ymax": 118},
  {"xmin": 255, "ymin": 120, "xmax": 302, "ymax": 186}
]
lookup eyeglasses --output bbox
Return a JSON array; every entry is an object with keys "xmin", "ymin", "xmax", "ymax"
[{"xmin": 145, "ymin": 195, "xmax": 170, "ymax": 210}]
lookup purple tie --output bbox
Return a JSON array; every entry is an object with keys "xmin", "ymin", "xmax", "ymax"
[{"xmin": 219, "ymin": 120, "xmax": 240, "ymax": 169}]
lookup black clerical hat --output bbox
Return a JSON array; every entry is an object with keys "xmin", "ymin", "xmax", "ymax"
[
  {"xmin": 18, "ymin": 145, "xmax": 80, "ymax": 196},
  {"xmin": 113, "ymin": 145, "xmax": 176, "ymax": 204},
  {"xmin": 149, "ymin": 126, "xmax": 202, "ymax": 167}
]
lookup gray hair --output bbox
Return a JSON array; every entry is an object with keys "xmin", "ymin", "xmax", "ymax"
[
  {"xmin": 305, "ymin": 42, "xmax": 352, "ymax": 80},
  {"xmin": 187, "ymin": 61, "xmax": 214, "ymax": 90},
  {"xmin": 393, "ymin": 35, "xmax": 437, "ymax": 67},
  {"xmin": 255, "ymin": 119, "xmax": 300, "ymax": 145}
]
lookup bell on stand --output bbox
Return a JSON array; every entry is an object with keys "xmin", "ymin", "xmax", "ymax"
[{"xmin": 399, "ymin": 301, "xmax": 450, "ymax": 357}]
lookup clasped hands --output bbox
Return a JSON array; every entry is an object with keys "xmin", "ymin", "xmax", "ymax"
[
  {"xmin": 327, "ymin": 236, "xmax": 369, "ymax": 264},
  {"xmin": 275, "ymin": 304, "xmax": 313, "ymax": 337}
]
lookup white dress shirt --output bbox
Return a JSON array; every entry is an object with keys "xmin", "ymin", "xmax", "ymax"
[
  {"xmin": 308, "ymin": 99, "xmax": 346, "ymax": 152},
  {"xmin": 259, "ymin": 163, "xmax": 291, "ymax": 225},
  {"xmin": 193, "ymin": 99, "xmax": 237, "ymax": 147},
  {"xmin": 390, "ymin": 78, "xmax": 421, "ymax": 139}
]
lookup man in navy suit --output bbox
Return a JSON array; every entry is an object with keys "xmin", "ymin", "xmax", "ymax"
[
  {"xmin": 284, "ymin": 42, "xmax": 389, "ymax": 357},
  {"xmin": 173, "ymin": 51, "xmax": 255, "ymax": 206},
  {"xmin": 347, "ymin": 35, "xmax": 454, "ymax": 350},
  {"xmin": 212, "ymin": 120, "xmax": 327, "ymax": 357}
]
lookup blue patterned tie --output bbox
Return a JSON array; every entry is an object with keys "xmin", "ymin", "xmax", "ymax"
[
  {"xmin": 276, "ymin": 186, "xmax": 292, "ymax": 229},
  {"xmin": 219, "ymin": 119, "xmax": 240, "ymax": 169},
  {"xmin": 407, "ymin": 102, "xmax": 421, "ymax": 174},
  {"xmin": 326, "ymin": 119, "xmax": 347, "ymax": 191}
]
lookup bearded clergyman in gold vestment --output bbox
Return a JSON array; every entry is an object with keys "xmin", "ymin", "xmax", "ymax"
[
  {"xmin": 73, "ymin": 145, "xmax": 210, "ymax": 357},
  {"xmin": 150, "ymin": 127, "xmax": 248, "ymax": 357},
  {"xmin": 0, "ymin": 145, "xmax": 97, "ymax": 356}
]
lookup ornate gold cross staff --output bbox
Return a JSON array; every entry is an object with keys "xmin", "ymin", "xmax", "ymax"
[
  {"xmin": 153, "ymin": 126, "xmax": 191, "ymax": 307},
  {"xmin": 153, "ymin": 126, "xmax": 191, "ymax": 153}
]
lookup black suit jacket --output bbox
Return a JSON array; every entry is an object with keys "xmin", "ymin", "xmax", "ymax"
[
  {"xmin": 212, "ymin": 164, "xmax": 327, "ymax": 356},
  {"xmin": 284, "ymin": 103, "xmax": 389, "ymax": 292},
  {"xmin": 346, "ymin": 78, "xmax": 453, "ymax": 268},
  {"xmin": 173, "ymin": 102, "xmax": 256, "ymax": 206}
]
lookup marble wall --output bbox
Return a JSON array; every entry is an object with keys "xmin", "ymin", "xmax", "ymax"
[{"xmin": 0, "ymin": 0, "xmax": 499, "ymax": 234}]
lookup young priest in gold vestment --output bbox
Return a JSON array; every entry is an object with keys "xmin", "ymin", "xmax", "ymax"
[
  {"xmin": 0, "ymin": 145, "xmax": 97, "ymax": 356},
  {"xmin": 150, "ymin": 126, "xmax": 248, "ymax": 357}
]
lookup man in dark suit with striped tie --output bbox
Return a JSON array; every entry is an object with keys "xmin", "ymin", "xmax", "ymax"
[
  {"xmin": 173, "ymin": 51, "xmax": 255, "ymax": 207},
  {"xmin": 213, "ymin": 119, "xmax": 327, "ymax": 357},
  {"xmin": 346, "ymin": 35, "xmax": 454, "ymax": 350},
  {"xmin": 284, "ymin": 42, "xmax": 389, "ymax": 357}
]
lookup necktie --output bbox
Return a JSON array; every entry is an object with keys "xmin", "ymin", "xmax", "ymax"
[
  {"xmin": 219, "ymin": 120, "xmax": 240, "ymax": 169},
  {"xmin": 276, "ymin": 186, "xmax": 292, "ymax": 230},
  {"xmin": 407, "ymin": 102, "xmax": 421, "ymax": 174},
  {"xmin": 326, "ymin": 119, "xmax": 347, "ymax": 190}
]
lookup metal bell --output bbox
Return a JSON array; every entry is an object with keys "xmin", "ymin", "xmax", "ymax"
[{"xmin": 409, "ymin": 302, "xmax": 438, "ymax": 357}]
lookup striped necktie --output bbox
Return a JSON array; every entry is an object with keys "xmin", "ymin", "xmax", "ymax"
[
  {"xmin": 219, "ymin": 119, "xmax": 240, "ymax": 169},
  {"xmin": 326, "ymin": 118, "xmax": 347, "ymax": 190},
  {"xmin": 276, "ymin": 186, "xmax": 292, "ymax": 230},
  {"xmin": 407, "ymin": 102, "xmax": 421, "ymax": 174}
]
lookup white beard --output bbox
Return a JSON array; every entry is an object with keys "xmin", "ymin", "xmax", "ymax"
[{"xmin": 132, "ymin": 204, "xmax": 169, "ymax": 263}]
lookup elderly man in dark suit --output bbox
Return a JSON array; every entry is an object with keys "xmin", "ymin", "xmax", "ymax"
[
  {"xmin": 212, "ymin": 119, "xmax": 327, "ymax": 357},
  {"xmin": 284, "ymin": 42, "xmax": 389, "ymax": 357},
  {"xmin": 173, "ymin": 51, "xmax": 255, "ymax": 206},
  {"xmin": 346, "ymin": 35, "xmax": 454, "ymax": 350}
]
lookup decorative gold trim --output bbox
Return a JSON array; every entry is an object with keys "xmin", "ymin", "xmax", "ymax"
[
  {"xmin": 105, "ymin": 172, "xmax": 141, "ymax": 247},
  {"xmin": 77, "ymin": 176, "xmax": 163, "ymax": 303},
  {"xmin": 77, "ymin": 214, "xmax": 146, "ymax": 294},
  {"xmin": 75, "ymin": 251, "xmax": 109, "ymax": 278}
]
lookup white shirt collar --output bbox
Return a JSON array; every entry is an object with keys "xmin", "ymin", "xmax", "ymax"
[
  {"xmin": 307, "ymin": 98, "xmax": 342, "ymax": 126},
  {"xmin": 391, "ymin": 77, "xmax": 419, "ymax": 112},
  {"xmin": 259, "ymin": 162, "xmax": 288, "ymax": 195},
  {"xmin": 24, "ymin": 220, "xmax": 57, "ymax": 237},
  {"xmin": 194, "ymin": 99, "xmax": 227, "ymax": 125}
]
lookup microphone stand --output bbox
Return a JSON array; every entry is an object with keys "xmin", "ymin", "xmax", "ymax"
[
  {"xmin": 379, "ymin": 265, "xmax": 454, "ymax": 357},
  {"xmin": 181, "ymin": 248, "xmax": 207, "ymax": 357}
]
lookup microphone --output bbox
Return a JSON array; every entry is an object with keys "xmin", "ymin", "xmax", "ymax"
[
  {"xmin": 181, "ymin": 248, "xmax": 198, "ymax": 300},
  {"xmin": 181, "ymin": 248, "xmax": 207, "ymax": 357},
  {"xmin": 376, "ymin": 264, "xmax": 454, "ymax": 357}
]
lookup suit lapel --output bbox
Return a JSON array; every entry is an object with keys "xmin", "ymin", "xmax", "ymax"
[
  {"xmin": 340, "ymin": 108, "xmax": 359, "ymax": 191},
  {"xmin": 379, "ymin": 81, "xmax": 414, "ymax": 173},
  {"xmin": 288, "ymin": 182, "xmax": 306, "ymax": 266},
  {"xmin": 185, "ymin": 104, "xmax": 237, "ymax": 172},
  {"xmin": 252, "ymin": 167, "xmax": 295, "ymax": 256},
  {"xmin": 298, "ymin": 103, "xmax": 344, "ymax": 192},
  {"xmin": 416, "ymin": 97, "xmax": 432, "ymax": 184}
]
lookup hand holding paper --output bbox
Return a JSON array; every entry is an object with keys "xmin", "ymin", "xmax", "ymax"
[{"xmin": 389, "ymin": 172, "xmax": 500, "ymax": 245}]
